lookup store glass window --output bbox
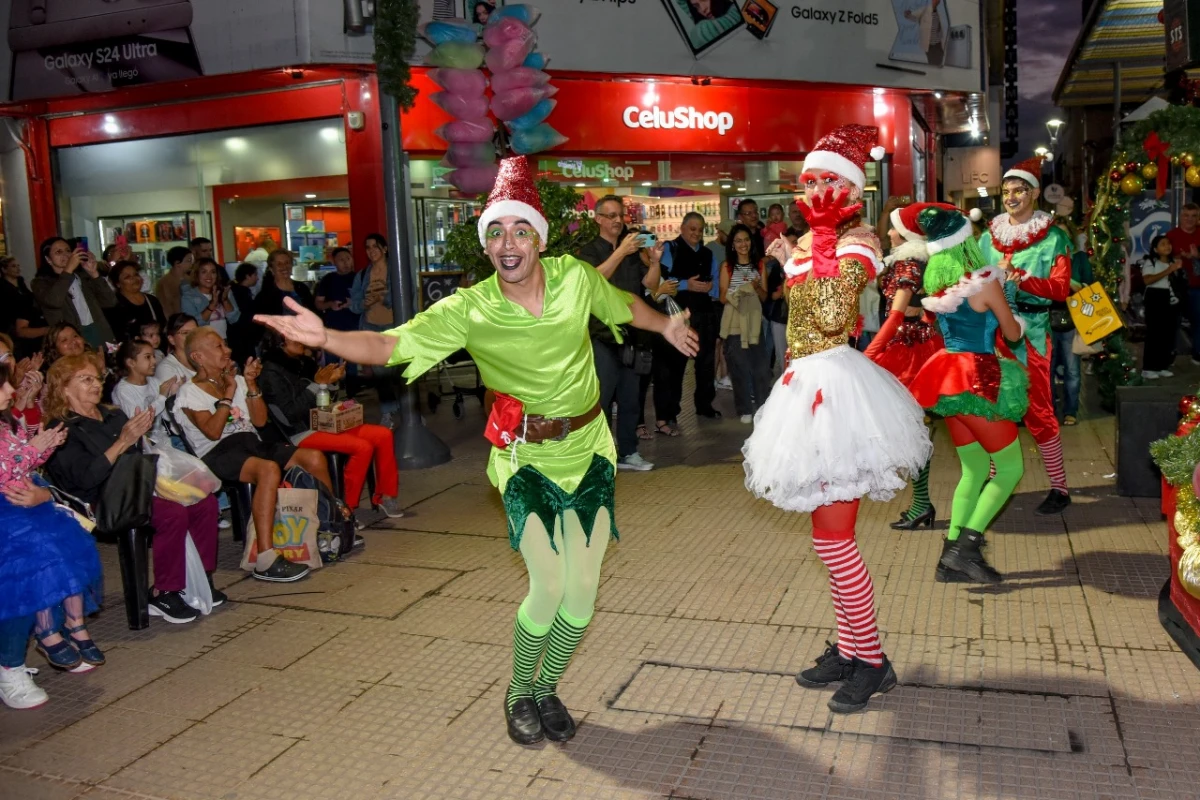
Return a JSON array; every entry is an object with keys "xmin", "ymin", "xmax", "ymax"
[{"xmin": 53, "ymin": 118, "xmax": 348, "ymax": 283}]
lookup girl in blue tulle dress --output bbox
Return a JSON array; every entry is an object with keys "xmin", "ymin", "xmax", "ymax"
[{"xmin": 0, "ymin": 360, "xmax": 105, "ymax": 711}]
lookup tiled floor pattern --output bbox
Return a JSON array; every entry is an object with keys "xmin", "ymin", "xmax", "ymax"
[{"xmin": 1, "ymin": 382, "xmax": 1197, "ymax": 799}]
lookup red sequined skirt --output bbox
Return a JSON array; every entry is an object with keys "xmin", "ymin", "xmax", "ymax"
[
  {"xmin": 909, "ymin": 350, "xmax": 1029, "ymax": 422},
  {"xmin": 871, "ymin": 320, "xmax": 944, "ymax": 389}
]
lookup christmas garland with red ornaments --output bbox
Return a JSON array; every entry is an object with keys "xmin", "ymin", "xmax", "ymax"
[{"xmin": 1152, "ymin": 396, "xmax": 1200, "ymax": 600}]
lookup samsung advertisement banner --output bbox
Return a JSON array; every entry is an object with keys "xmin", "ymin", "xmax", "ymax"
[
  {"xmin": 0, "ymin": 0, "xmax": 376, "ymax": 101},
  {"xmin": 425, "ymin": 0, "xmax": 984, "ymax": 94}
]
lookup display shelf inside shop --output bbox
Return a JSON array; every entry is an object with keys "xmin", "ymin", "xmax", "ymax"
[{"xmin": 624, "ymin": 195, "xmax": 720, "ymax": 238}]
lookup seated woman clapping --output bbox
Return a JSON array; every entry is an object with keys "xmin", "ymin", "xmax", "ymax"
[
  {"xmin": 43, "ymin": 355, "xmax": 221, "ymax": 625},
  {"xmin": 0, "ymin": 360, "xmax": 105, "ymax": 709},
  {"xmin": 258, "ymin": 329, "xmax": 403, "ymax": 517},
  {"xmin": 172, "ymin": 328, "xmax": 334, "ymax": 583}
]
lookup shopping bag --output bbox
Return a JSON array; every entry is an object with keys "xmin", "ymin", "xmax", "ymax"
[
  {"xmin": 239, "ymin": 488, "xmax": 323, "ymax": 572},
  {"xmin": 147, "ymin": 438, "xmax": 221, "ymax": 506},
  {"xmin": 1067, "ymin": 282, "xmax": 1124, "ymax": 345},
  {"xmin": 181, "ymin": 533, "xmax": 214, "ymax": 615}
]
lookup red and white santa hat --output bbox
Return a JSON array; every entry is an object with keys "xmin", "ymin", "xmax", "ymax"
[
  {"xmin": 477, "ymin": 156, "xmax": 548, "ymax": 247},
  {"xmin": 1003, "ymin": 156, "xmax": 1045, "ymax": 190},
  {"xmin": 802, "ymin": 124, "xmax": 886, "ymax": 190},
  {"xmin": 890, "ymin": 201, "xmax": 960, "ymax": 242}
]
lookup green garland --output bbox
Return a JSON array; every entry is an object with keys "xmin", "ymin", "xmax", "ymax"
[
  {"xmin": 373, "ymin": 0, "xmax": 420, "ymax": 110},
  {"xmin": 1127, "ymin": 105, "xmax": 1200, "ymax": 164},
  {"xmin": 442, "ymin": 180, "xmax": 599, "ymax": 281},
  {"xmin": 1152, "ymin": 427, "xmax": 1200, "ymax": 488}
]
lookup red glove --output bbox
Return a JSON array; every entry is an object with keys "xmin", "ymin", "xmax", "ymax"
[
  {"xmin": 799, "ymin": 188, "xmax": 864, "ymax": 278},
  {"xmin": 864, "ymin": 310, "xmax": 906, "ymax": 361}
]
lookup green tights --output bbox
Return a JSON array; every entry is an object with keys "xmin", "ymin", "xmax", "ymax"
[
  {"xmin": 505, "ymin": 509, "xmax": 610, "ymax": 711},
  {"xmin": 948, "ymin": 438, "xmax": 1025, "ymax": 541}
]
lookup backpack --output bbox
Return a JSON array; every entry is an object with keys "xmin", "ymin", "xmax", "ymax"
[{"xmin": 282, "ymin": 466, "xmax": 358, "ymax": 562}]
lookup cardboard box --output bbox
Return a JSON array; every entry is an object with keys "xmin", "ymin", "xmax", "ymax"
[{"xmin": 309, "ymin": 404, "xmax": 363, "ymax": 434}]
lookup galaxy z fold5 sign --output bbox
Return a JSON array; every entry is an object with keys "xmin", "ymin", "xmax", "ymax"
[
  {"xmin": 417, "ymin": 0, "xmax": 983, "ymax": 94},
  {"xmin": 3, "ymin": 0, "xmax": 377, "ymax": 101}
]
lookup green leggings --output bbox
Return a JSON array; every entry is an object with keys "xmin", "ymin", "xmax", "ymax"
[{"xmin": 948, "ymin": 436, "xmax": 1024, "ymax": 541}]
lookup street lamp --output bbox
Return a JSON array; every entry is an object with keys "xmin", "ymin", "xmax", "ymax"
[{"xmin": 1044, "ymin": 119, "xmax": 1066, "ymax": 184}]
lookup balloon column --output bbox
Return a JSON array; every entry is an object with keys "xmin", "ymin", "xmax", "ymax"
[{"xmin": 421, "ymin": 6, "xmax": 567, "ymax": 194}]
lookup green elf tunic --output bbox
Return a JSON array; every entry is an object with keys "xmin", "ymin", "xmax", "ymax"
[
  {"xmin": 382, "ymin": 255, "xmax": 636, "ymax": 551},
  {"xmin": 978, "ymin": 211, "xmax": 1072, "ymax": 364}
]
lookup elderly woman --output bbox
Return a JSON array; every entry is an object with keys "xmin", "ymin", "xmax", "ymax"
[
  {"xmin": 43, "ymin": 355, "xmax": 221, "ymax": 625},
  {"xmin": 182, "ymin": 258, "xmax": 241, "ymax": 340},
  {"xmin": 31, "ymin": 237, "xmax": 117, "ymax": 348},
  {"xmin": 258, "ymin": 328, "xmax": 403, "ymax": 516},
  {"xmin": 0, "ymin": 359, "xmax": 106, "ymax": 709},
  {"xmin": 104, "ymin": 260, "xmax": 166, "ymax": 342},
  {"xmin": 173, "ymin": 327, "xmax": 333, "ymax": 583}
]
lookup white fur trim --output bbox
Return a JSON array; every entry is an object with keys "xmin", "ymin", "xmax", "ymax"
[
  {"xmin": 1012, "ymin": 315, "xmax": 1027, "ymax": 341},
  {"xmin": 870, "ymin": 146, "xmax": 886, "ymax": 161},
  {"xmin": 920, "ymin": 266, "xmax": 1004, "ymax": 314},
  {"xmin": 477, "ymin": 200, "xmax": 548, "ymax": 246},
  {"xmin": 837, "ymin": 243, "xmax": 883, "ymax": 273},
  {"xmin": 785, "ymin": 258, "xmax": 812, "ymax": 278},
  {"xmin": 890, "ymin": 207, "xmax": 921, "ymax": 242},
  {"xmin": 882, "ymin": 238, "xmax": 928, "ymax": 268},
  {"xmin": 1003, "ymin": 168, "xmax": 1040, "ymax": 189},
  {"xmin": 802, "ymin": 151, "xmax": 866, "ymax": 189},
  {"xmin": 987, "ymin": 210, "xmax": 1053, "ymax": 250},
  {"xmin": 925, "ymin": 222, "xmax": 973, "ymax": 254}
]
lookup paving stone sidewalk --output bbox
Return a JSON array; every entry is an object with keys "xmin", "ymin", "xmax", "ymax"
[{"xmin": 0, "ymin": 395, "xmax": 1194, "ymax": 800}]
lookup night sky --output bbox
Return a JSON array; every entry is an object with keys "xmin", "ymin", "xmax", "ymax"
[{"xmin": 1015, "ymin": 1, "xmax": 1085, "ymax": 165}]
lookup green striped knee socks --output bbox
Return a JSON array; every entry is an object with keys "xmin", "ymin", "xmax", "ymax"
[
  {"xmin": 532, "ymin": 608, "xmax": 592, "ymax": 701},
  {"xmin": 506, "ymin": 604, "xmax": 552, "ymax": 712}
]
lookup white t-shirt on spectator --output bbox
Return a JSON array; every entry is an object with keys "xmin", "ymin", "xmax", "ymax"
[
  {"xmin": 155, "ymin": 353, "xmax": 195, "ymax": 384},
  {"xmin": 1141, "ymin": 259, "xmax": 1172, "ymax": 291},
  {"xmin": 112, "ymin": 377, "xmax": 169, "ymax": 441},
  {"xmin": 174, "ymin": 376, "xmax": 257, "ymax": 458}
]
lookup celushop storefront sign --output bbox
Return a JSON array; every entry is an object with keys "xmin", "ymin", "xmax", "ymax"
[
  {"xmin": 1, "ymin": 0, "xmax": 374, "ymax": 101},
  {"xmin": 416, "ymin": 0, "xmax": 984, "ymax": 95},
  {"xmin": 623, "ymin": 106, "xmax": 735, "ymax": 136}
]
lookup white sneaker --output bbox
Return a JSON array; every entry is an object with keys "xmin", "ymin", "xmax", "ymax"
[
  {"xmin": 1159, "ymin": 370, "xmax": 1176, "ymax": 378},
  {"xmin": 617, "ymin": 453, "xmax": 654, "ymax": 472},
  {"xmin": 740, "ymin": 414, "xmax": 753, "ymax": 424},
  {"xmin": 218, "ymin": 517, "xmax": 232, "ymax": 530},
  {"xmin": 715, "ymin": 377, "xmax": 732, "ymax": 390},
  {"xmin": 1142, "ymin": 370, "xmax": 1161, "ymax": 380},
  {"xmin": 0, "ymin": 665, "xmax": 48, "ymax": 710}
]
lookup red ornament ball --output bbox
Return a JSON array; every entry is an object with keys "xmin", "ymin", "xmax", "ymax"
[
  {"xmin": 1110, "ymin": 169, "xmax": 1123, "ymax": 181},
  {"xmin": 1125, "ymin": 161, "xmax": 1139, "ymax": 173},
  {"xmin": 1180, "ymin": 395, "xmax": 1199, "ymax": 417},
  {"xmin": 1087, "ymin": 248, "xmax": 1094, "ymax": 256}
]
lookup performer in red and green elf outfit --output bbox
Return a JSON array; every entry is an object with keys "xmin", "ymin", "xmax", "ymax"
[{"xmin": 977, "ymin": 156, "xmax": 1073, "ymax": 515}]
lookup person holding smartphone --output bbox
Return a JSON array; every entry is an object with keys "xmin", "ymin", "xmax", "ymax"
[
  {"xmin": 577, "ymin": 196, "xmax": 662, "ymax": 471},
  {"xmin": 30, "ymin": 237, "xmax": 116, "ymax": 349}
]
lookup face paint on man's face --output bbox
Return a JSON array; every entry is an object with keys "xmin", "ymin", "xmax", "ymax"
[
  {"xmin": 485, "ymin": 218, "xmax": 543, "ymax": 284},
  {"xmin": 1001, "ymin": 179, "xmax": 1038, "ymax": 221}
]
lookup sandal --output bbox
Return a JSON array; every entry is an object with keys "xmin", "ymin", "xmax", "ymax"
[
  {"xmin": 655, "ymin": 422, "xmax": 679, "ymax": 437},
  {"xmin": 64, "ymin": 624, "xmax": 105, "ymax": 667},
  {"xmin": 636, "ymin": 425, "xmax": 654, "ymax": 441},
  {"xmin": 35, "ymin": 633, "xmax": 82, "ymax": 670}
]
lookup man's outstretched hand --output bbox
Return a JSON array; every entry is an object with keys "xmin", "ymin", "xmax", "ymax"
[
  {"xmin": 799, "ymin": 187, "xmax": 863, "ymax": 231},
  {"xmin": 255, "ymin": 297, "xmax": 329, "ymax": 349},
  {"xmin": 664, "ymin": 309, "xmax": 699, "ymax": 357}
]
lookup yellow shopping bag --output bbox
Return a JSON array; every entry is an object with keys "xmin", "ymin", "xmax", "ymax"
[{"xmin": 1067, "ymin": 282, "xmax": 1124, "ymax": 345}]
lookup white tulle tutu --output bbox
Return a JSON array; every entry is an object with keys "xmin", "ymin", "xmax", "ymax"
[{"xmin": 743, "ymin": 345, "xmax": 932, "ymax": 513}]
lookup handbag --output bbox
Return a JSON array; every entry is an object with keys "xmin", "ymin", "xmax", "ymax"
[
  {"xmin": 97, "ymin": 451, "xmax": 158, "ymax": 532},
  {"xmin": 1049, "ymin": 305, "xmax": 1075, "ymax": 333}
]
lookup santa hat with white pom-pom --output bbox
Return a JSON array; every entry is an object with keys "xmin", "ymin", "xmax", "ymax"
[{"xmin": 801, "ymin": 124, "xmax": 885, "ymax": 191}]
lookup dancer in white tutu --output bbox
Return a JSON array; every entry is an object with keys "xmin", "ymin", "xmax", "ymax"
[{"xmin": 744, "ymin": 124, "xmax": 932, "ymax": 713}]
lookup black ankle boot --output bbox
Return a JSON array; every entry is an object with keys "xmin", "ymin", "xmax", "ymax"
[
  {"xmin": 938, "ymin": 529, "xmax": 1002, "ymax": 583},
  {"xmin": 934, "ymin": 538, "xmax": 972, "ymax": 583},
  {"xmin": 505, "ymin": 697, "xmax": 544, "ymax": 745},
  {"xmin": 890, "ymin": 506, "xmax": 936, "ymax": 531}
]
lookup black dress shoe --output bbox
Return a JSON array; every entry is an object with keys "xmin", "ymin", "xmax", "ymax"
[
  {"xmin": 505, "ymin": 697, "xmax": 544, "ymax": 745},
  {"xmin": 535, "ymin": 694, "xmax": 577, "ymax": 742},
  {"xmin": 1035, "ymin": 489, "xmax": 1071, "ymax": 516},
  {"xmin": 890, "ymin": 506, "xmax": 936, "ymax": 531}
]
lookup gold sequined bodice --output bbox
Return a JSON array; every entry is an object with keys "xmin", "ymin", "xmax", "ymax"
[{"xmin": 786, "ymin": 258, "xmax": 869, "ymax": 359}]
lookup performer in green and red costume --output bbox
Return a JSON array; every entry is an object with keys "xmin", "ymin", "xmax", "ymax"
[
  {"xmin": 910, "ymin": 206, "xmax": 1029, "ymax": 583},
  {"xmin": 978, "ymin": 156, "xmax": 1073, "ymax": 516},
  {"xmin": 255, "ymin": 156, "xmax": 698, "ymax": 746}
]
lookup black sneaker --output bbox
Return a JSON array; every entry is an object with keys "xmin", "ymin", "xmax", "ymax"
[
  {"xmin": 828, "ymin": 657, "xmax": 897, "ymax": 714},
  {"xmin": 148, "ymin": 591, "xmax": 201, "ymax": 624},
  {"xmin": 1035, "ymin": 489, "xmax": 1071, "ymax": 516},
  {"xmin": 253, "ymin": 555, "xmax": 310, "ymax": 583},
  {"xmin": 795, "ymin": 641, "xmax": 855, "ymax": 688},
  {"xmin": 207, "ymin": 574, "xmax": 227, "ymax": 607}
]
